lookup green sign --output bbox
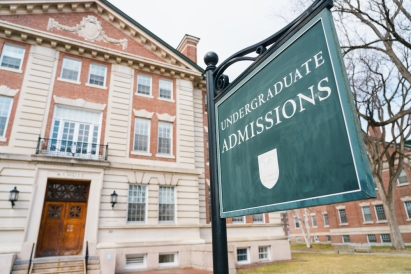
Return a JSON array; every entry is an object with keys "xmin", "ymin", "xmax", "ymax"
[{"xmin": 215, "ymin": 9, "xmax": 376, "ymax": 218}]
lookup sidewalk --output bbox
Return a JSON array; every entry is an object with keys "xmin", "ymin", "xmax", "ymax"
[{"xmin": 137, "ymin": 268, "xmax": 212, "ymax": 274}]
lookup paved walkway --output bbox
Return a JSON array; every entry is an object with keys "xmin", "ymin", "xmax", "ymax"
[{"xmin": 137, "ymin": 268, "xmax": 212, "ymax": 274}]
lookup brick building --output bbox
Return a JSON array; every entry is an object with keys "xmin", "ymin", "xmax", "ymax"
[
  {"xmin": 288, "ymin": 144, "xmax": 411, "ymax": 246},
  {"xmin": 0, "ymin": 1, "xmax": 290, "ymax": 273}
]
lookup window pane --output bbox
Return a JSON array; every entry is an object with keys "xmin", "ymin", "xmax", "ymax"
[
  {"xmin": 398, "ymin": 169, "xmax": 408, "ymax": 185},
  {"xmin": 339, "ymin": 209, "xmax": 347, "ymax": 223},
  {"xmin": 311, "ymin": 215, "xmax": 317, "ymax": 226},
  {"xmin": 237, "ymin": 248, "xmax": 247, "ymax": 262},
  {"xmin": 0, "ymin": 96, "xmax": 12, "ymax": 136},
  {"xmin": 405, "ymin": 202, "xmax": 411, "ymax": 219},
  {"xmin": 137, "ymin": 75, "xmax": 151, "ymax": 95},
  {"xmin": 159, "ymin": 254, "xmax": 174, "ymax": 263},
  {"xmin": 375, "ymin": 205, "xmax": 386, "ymax": 221},
  {"xmin": 367, "ymin": 234, "xmax": 377, "ymax": 243},
  {"xmin": 232, "ymin": 216, "xmax": 244, "ymax": 223},
  {"xmin": 323, "ymin": 214, "xmax": 329, "ymax": 226},
  {"xmin": 381, "ymin": 234, "xmax": 391, "ymax": 243},
  {"xmin": 253, "ymin": 214, "xmax": 263, "ymax": 223},
  {"xmin": 294, "ymin": 218, "xmax": 300, "ymax": 228},
  {"xmin": 1, "ymin": 44, "xmax": 25, "ymax": 69},
  {"xmin": 158, "ymin": 122, "xmax": 171, "ymax": 154},
  {"xmin": 342, "ymin": 235, "xmax": 350, "ymax": 243},
  {"xmin": 362, "ymin": 206, "xmax": 373, "ymax": 222},
  {"xmin": 61, "ymin": 58, "xmax": 81, "ymax": 81},
  {"xmin": 159, "ymin": 79, "xmax": 172, "ymax": 99},
  {"xmin": 134, "ymin": 118, "xmax": 149, "ymax": 152},
  {"xmin": 326, "ymin": 235, "xmax": 331, "ymax": 242},
  {"xmin": 128, "ymin": 185, "xmax": 146, "ymax": 222},
  {"xmin": 258, "ymin": 246, "xmax": 268, "ymax": 260},
  {"xmin": 159, "ymin": 186, "xmax": 174, "ymax": 221}
]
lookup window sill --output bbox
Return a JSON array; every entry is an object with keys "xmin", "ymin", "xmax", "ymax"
[
  {"xmin": 86, "ymin": 83, "xmax": 107, "ymax": 89},
  {"xmin": 376, "ymin": 220, "xmax": 387, "ymax": 223},
  {"xmin": 156, "ymin": 154, "xmax": 175, "ymax": 159},
  {"xmin": 398, "ymin": 183, "xmax": 410, "ymax": 187},
  {"xmin": 324, "ymin": 225, "xmax": 329, "ymax": 227},
  {"xmin": 136, "ymin": 93, "xmax": 153, "ymax": 99},
  {"xmin": 0, "ymin": 66, "xmax": 23, "ymax": 73},
  {"xmin": 131, "ymin": 151, "xmax": 152, "ymax": 157},
  {"xmin": 312, "ymin": 226, "xmax": 318, "ymax": 228},
  {"xmin": 339, "ymin": 223, "xmax": 349, "ymax": 226},
  {"xmin": 363, "ymin": 221, "xmax": 374, "ymax": 224},
  {"xmin": 157, "ymin": 97, "xmax": 175, "ymax": 103},
  {"xmin": 406, "ymin": 219, "xmax": 411, "ymax": 222},
  {"xmin": 57, "ymin": 77, "xmax": 81, "ymax": 85},
  {"xmin": 0, "ymin": 137, "xmax": 7, "ymax": 142}
]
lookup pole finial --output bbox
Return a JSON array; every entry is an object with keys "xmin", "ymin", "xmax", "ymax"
[{"xmin": 204, "ymin": 51, "xmax": 219, "ymax": 67}]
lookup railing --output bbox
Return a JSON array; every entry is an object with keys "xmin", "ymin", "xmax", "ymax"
[
  {"xmin": 85, "ymin": 241, "xmax": 89, "ymax": 272},
  {"xmin": 27, "ymin": 243, "xmax": 35, "ymax": 274},
  {"xmin": 36, "ymin": 137, "xmax": 108, "ymax": 160}
]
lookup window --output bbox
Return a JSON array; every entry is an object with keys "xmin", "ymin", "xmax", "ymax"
[
  {"xmin": 362, "ymin": 206, "xmax": 373, "ymax": 222},
  {"xmin": 296, "ymin": 236, "xmax": 301, "ymax": 242},
  {"xmin": 381, "ymin": 234, "xmax": 391, "ymax": 243},
  {"xmin": 133, "ymin": 118, "xmax": 150, "ymax": 153},
  {"xmin": 127, "ymin": 185, "xmax": 146, "ymax": 222},
  {"xmin": 0, "ymin": 96, "xmax": 13, "ymax": 137},
  {"xmin": 137, "ymin": 75, "xmax": 152, "ymax": 95},
  {"xmin": 374, "ymin": 205, "xmax": 387, "ymax": 221},
  {"xmin": 398, "ymin": 169, "xmax": 408, "ymax": 185},
  {"xmin": 342, "ymin": 235, "xmax": 350, "ymax": 243},
  {"xmin": 326, "ymin": 235, "xmax": 331, "ymax": 242},
  {"xmin": 294, "ymin": 217, "xmax": 300, "ymax": 228},
  {"xmin": 158, "ymin": 186, "xmax": 175, "ymax": 222},
  {"xmin": 311, "ymin": 215, "xmax": 317, "ymax": 227},
  {"xmin": 0, "ymin": 43, "xmax": 25, "ymax": 70},
  {"xmin": 258, "ymin": 246, "xmax": 269, "ymax": 261},
  {"xmin": 237, "ymin": 248, "xmax": 248, "ymax": 263},
  {"xmin": 159, "ymin": 79, "xmax": 172, "ymax": 99},
  {"xmin": 125, "ymin": 254, "xmax": 146, "ymax": 269},
  {"xmin": 232, "ymin": 216, "xmax": 244, "ymax": 223},
  {"xmin": 60, "ymin": 57, "xmax": 81, "ymax": 82},
  {"xmin": 253, "ymin": 214, "xmax": 264, "ymax": 223},
  {"xmin": 159, "ymin": 253, "xmax": 177, "ymax": 266},
  {"xmin": 338, "ymin": 209, "xmax": 348, "ymax": 224},
  {"xmin": 208, "ymin": 187, "xmax": 211, "ymax": 223},
  {"xmin": 88, "ymin": 63, "xmax": 107, "ymax": 87},
  {"xmin": 49, "ymin": 106, "xmax": 101, "ymax": 157},
  {"xmin": 158, "ymin": 122, "xmax": 172, "ymax": 155},
  {"xmin": 405, "ymin": 201, "xmax": 411, "ymax": 219},
  {"xmin": 367, "ymin": 234, "xmax": 377, "ymax": 243},
  {"xmin": 314, "ymin": 236, "xmax": 319, "ymax": 242},
  {"xmin": 204, "ymin": 94, "xmax": 207, "ymax": 112},
  {"xmin": 323, "ymin": 214, "xmax": 329, "ymax": 226}
]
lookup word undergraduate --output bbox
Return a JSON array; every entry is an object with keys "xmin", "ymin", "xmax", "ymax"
[{"xmin": 220, "ymin": 51, "xmax": 333, "ymax": 154}]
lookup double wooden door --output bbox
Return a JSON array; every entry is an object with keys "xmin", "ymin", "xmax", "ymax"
[{"xmin": 36, "ymin": 181, "xmax": 89, "ymax": 257}]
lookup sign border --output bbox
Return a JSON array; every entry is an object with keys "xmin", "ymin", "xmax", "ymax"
[{"xmin": 215, "ymin": 9, "xmax": 375, "ymax": 218}]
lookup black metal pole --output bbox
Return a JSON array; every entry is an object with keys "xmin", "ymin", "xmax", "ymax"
[{"xmin": 204, "ymin": 52, "xmax": 229, "ymax": 274}]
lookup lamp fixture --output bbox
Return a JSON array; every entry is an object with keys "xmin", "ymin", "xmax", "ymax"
[
  {"xmin": 111, "ymin": 191, "xmax": 118, "ymax": 208},
  {"xmin": 9, "ymin": 187, "xmax": 19, "ymax": 208}
]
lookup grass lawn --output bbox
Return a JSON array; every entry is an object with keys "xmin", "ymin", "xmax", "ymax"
[
  {"xmin": 237, "ymin": 253, "xmax": 411, "ymax": 274},
  {"xmin": 290, "ymin": 243, "xmax": 411, "ymax": 253}
]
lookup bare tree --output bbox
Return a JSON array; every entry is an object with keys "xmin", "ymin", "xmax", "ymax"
[
  {"xmin": 293, "ymin": 208, "xmax": 312, "ymax": 248},
  {"xmin": 285, "ymin": 0, "xmax": 411, "ymax": 250}
]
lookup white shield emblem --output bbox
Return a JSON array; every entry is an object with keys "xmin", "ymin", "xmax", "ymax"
[{"xmin": 258, "ymin": 148, "xmax": 279, "ymax": 189}]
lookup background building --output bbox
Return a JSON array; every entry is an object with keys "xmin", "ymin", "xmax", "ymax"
[{"xmin": 0, "ymin": 1, "xmax": 290, "ymax": 273}]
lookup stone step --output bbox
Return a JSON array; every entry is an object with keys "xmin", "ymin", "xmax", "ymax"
[
  {"xmin": 12, "ymin": 264, "xmax": 29, "ymax": 270},
  {"xmin": 86, "ymin": 270, "xmax": 101, "ymax": 274},
  {"xmin": 11, "ymin": 270, "xmax": 29, "ymax": 274},
  {"xmin": 32, "ymin": 265, "xmax": 84, "ymax": 273},
  {"xmin": 87, "ymin": 259, "xmax": 100, "ymax": 265},
  {"xmin": 33, "ymin": 260, "xmax": 84, "ymax": 269},
  {"xmin": 31, "ymin": 272, "xmax": 83, "ymax": 274},
  {"xmin": 87, "ymin": 264, "xmax": 100, "ymax": 270}
]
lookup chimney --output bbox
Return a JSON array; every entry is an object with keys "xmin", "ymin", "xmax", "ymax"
[{"xmin": 177, "ymin": 34, "xmax": 200, "ymax": 64}]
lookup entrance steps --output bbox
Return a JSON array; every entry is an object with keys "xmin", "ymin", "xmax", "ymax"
[{"xmin": 86, "ymin": 256, "xmax": 101, "ymax": 274}]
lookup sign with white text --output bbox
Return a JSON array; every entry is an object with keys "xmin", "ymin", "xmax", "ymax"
[{"xmin": 215, "ymin": 9, "xmax": 376, "ymax": 218}]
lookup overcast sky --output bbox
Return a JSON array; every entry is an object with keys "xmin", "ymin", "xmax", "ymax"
[{"xmin": 109, "ymin": 0, "xmax": 294, "ymax": 79}]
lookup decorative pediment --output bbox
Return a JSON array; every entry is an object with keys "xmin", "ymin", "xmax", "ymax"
[
  {"xmin": 0, "ymin": 85, "xmax": 19, "ymax": 97},
  {"xmin": 47, "ymin": 16, "xmax": 128, "ymax": 50},
  {"xmin": 156, "ymin": 113, "xmax": 175, "ymax": 123},
  {"xmin": 53, "ymin": 95, "xmax": 106, "ymax": 111},
  {"xmin": 133, "ymin": 109, "xmax": 154, "ymax": 119}
]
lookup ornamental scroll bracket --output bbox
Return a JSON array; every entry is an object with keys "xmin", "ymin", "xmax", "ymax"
[{"xmin": 47, "ymin": 16, "xmax": 128, "ymax": 50}]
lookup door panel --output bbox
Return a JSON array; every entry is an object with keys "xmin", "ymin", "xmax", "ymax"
[{"xmin": 61, "ymin": 203, "xmax": 87, "ymax": 255}]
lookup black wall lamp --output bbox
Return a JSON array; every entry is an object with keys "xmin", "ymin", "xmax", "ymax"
[
  {"xmin": 9, "ymin": 187, "xmax": 19, "ymax": 208},
  {"xmin": 111, "ymin": 191, "xmax": 118, "ymax": 208}
]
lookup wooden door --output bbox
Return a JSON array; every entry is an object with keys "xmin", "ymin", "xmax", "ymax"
[{"xmin": 36, "ymin": 181, "xmax": 89, "ymax": 257}]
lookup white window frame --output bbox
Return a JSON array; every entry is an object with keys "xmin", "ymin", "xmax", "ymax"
[
  {"xmin": 236, "ymin": 248, "xmax": 249, "ymax": 264},
  {"xmin": 404, "ymin": 201, "xmax": 411, "ymax": 220},
  {"xmin": 125, "ymin": 254, "xmax": 146, "ymax": 269},
  {"xmin": 323, "ymin": 213, "xmax": 329, "ymax": 227},
  {"xmin": 258, "ymin": 246, "xmax": 270, "ymax": 262},
  {"xmin": 158, "ymin": 186, "xmax": 176, "ymax": 223},
  {"xmin": 158, "ymin": 79, "xmax": 173, "ymax": 101},
  {"xmin": 361, "ymin": 206, "xmax": 373, "ymax": 223},
  {"xmin": 253, "ymin": 213, "xmax": 264, "ymax": 223},
  {"xmin": 232, "ymin": 216, "xmax": 244, "ymax": 224},
  {"xmin": 398, "ymin": 169, "xmax": 409, "ymax": 185},
  {"xmin": 136, "ymin": 74, "xmax": 153, "ymax": 97},
  {"xmin": 158, "ymin": 253, "xmax": 178, "ymax": 267},
  {"xmin": 374, "ymin": 204, "xmax": 387, "ymax": 222},
  {"xmin": 380, "ymin": 234, "xmax": 391, "ymax": 243},
  {"xmin": 157, "ymin": 121, "xmax": 173, "ymax": 157},
  {"xmin": 311, "ymin": 215, "xmax": 317, "ymax": 227},
  {"xmin": 326, "ymin": 235, "xmax": 331, "ymax": 242},
  {"xmin": 127, "ymin": 185, "xmax": 147, "ymax": 224},
  {"xmin": 296, "ymin": 236, "xmax": 301, "ymax": 242},
  {"xmin": 314, "ymin": 235, "xmax": 319, "ymax": 242},
  {"xmin": 367, "ymin": 234, "xmax": 377, "ymax": 243},
  {"xmin": 59, "ymin": 57, "xmax": 82, "ymax": 83},
  {"xmin": 338, "ymin": 209, "xmax": 348, "ymax": 224},
  {"xmin": 0, "ymin": 43, "xmax": 25, "ymax": 72},
  {"xmin": 342, "ymin": 235, "xmax": 350, "ymax": 243},
  {"xmin": 294, "ymin": 217, "xmax": 300, "ymax": 228},
  {"xmin": 133, "ymin": 118, "xmax": 151, "ymax": 155},
  {"xmin": 87, "ymin": 63, "xmax": 107, "ymax": 88},
  {"xmin": 0, "ymin": 96, "xmax": 13, "ymax": 139}
]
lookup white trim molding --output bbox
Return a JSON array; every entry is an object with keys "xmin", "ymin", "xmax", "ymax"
[
  {"xmin": 371, "ymin": 200, "xmax": 383, "ymax": 205},
  {"xmin": 133, "ymin": 109, "xmax": 154, "ymax": 119},
  {"xmin": 156, "ymin": 113, "xmax": 175, "ymax": 123},
  {"xmin": 359, "ymin": 202, "xmax": 370, "ymax": 207},
  {"xmin": 335, "ymin": 205, "xmax": 345, "ymax": 210},
  {"xmin": 47, "ymin": 16, "xmax": 128, "ymax": 50},
  {"xmin": 53, "ymin": 95, "xmax": 106, "ymax": 111},
  {"xmin": 400, "ymin": 196, "xmax": 411, "ymax": 202},
  {"xmin": 0, "ymin": 85, "xmax": 19, "ymax": 97}
]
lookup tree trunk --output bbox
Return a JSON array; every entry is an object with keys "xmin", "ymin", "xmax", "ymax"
[{"xmin": 384, "ymin": 193, "xmax": 406, "ymax": 250}]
